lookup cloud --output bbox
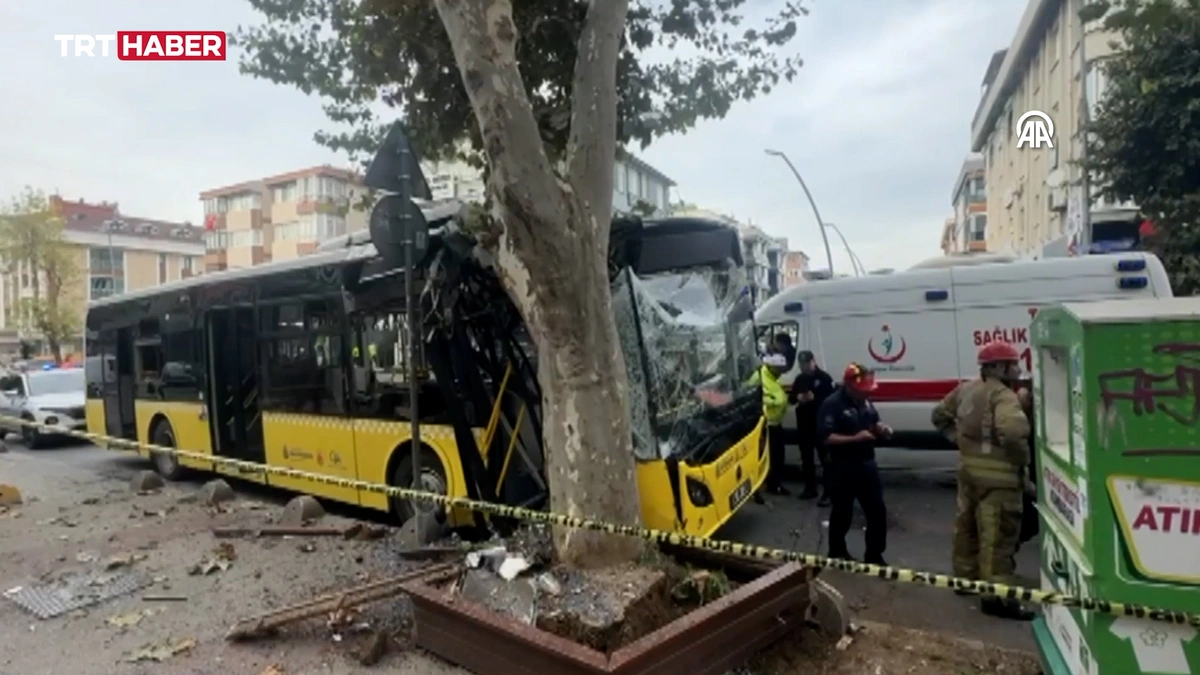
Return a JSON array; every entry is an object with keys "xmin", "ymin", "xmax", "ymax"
[{"xmin": 0, "ymin": 0, "xmax": 1023, "ymax": 271}]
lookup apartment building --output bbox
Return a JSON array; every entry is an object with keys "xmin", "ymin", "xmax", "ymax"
[
  {"xmin": 422, "ymin": 151, "xmax": 677, "ymax": 215},
  {"xmin": 940, "ymin": 217, "xmax": 957, "ymax": 255},
  {"xmin": 0, "ymin": 196, "xmax": 204, "ymax": 355},
  {"xmin": 970, "ymin": 0, "xmax": 1140, "ymax": 258},
  {"xmin": 948, "ymin": 155, "xmax": 988, "ymax": 254},
  {"xmin": 200, "ymin": 165, "xmax": 369, "ymax": 272},
  {"xmin": 781, "ymin": 250, "xmax": 810, "ymax": 288}
]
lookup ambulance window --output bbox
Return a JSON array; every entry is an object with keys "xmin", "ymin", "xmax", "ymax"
[{"xmin": 756, "ymin": 321, "xmax": 799, "ymax": 355}]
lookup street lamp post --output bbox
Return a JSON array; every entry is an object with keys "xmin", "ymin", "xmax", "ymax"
[
  {"xmin": 765, "ymin": 149, "xmax": 836, "ymax": 276},
  {"xmin": 823, "ymin": 222, "xmax": 865, "ymax": 276}
]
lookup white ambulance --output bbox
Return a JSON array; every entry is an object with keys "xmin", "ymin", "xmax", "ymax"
[{"xmin": 755, "ymin": 252, "xmax": 1173, "ymax": 448}]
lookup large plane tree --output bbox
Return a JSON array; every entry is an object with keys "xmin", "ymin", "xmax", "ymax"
[{"xmin": 236, "ymin": 0, "xmax": 805, "ymax": 566}]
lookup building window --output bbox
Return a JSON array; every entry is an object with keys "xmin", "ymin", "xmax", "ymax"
[
  {"xmin": 229, "ymin": 229, "xmax": 264, "ymax": 248},
  {"xmin": 183, "ymin": 256, "xmax": 194, "ymax": 273},
  {"xmin": 158, "ymin": 253, "xmax": 168, "ymax": 284},
  {"xmin": 970, "ymin": 215, "xmax": 988, "ymax": 242},
  {"xmin": 89, "ymin": 247, "xmax": 125, "ymax": 300},
  {"xmin": 270, "ymin": 182, "xmax": 298, "ymax": 203}
]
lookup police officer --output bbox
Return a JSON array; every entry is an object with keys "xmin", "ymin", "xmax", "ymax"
[
  {"xmin": 931, "ymin": 341, "xmax": 1034, "ymax": 621},
  {"xmin": 791, "ymin": 350, "xmax": 835, "ymax": 503},
  {"xmin": 754, "ymin": 353, "xmax": 792, "ymax": 495},
  {"xmin": 817, "ymin": 363, "xmax": 891, "ymax": 564}
]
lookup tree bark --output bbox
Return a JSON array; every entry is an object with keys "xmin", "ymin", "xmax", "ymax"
[{"xmin": 433, "ymin": 0, "xmax": 642, "ymax": 568}]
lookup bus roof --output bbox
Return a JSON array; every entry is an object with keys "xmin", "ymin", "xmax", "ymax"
[{"xmin": 87, "ymin": 240, "xmax": 378, "ymax": 310}]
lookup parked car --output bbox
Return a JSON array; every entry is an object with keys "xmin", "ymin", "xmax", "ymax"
[{"xmin": 0, "ymin": 368, "xmax": 87, "ymax": 448}]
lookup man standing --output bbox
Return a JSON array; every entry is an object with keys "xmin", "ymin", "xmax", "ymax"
[
  {"xmin": 755, "ymin": 353, "xmax": 792, "ymax": 495},
  {"xmin": 816, "ymin": 363, "xmax": 891, "ymax": 564},
  {"xmin": 931, "ymin": 341, "xmax": 1034, "ymax": 621},
  {"xmin": 791, "ymin": 350, "xmax": 835, "ymax": 504},
  {"xmin": 772, "ymin": 333, "xmax": 798, "ymax": 371}
]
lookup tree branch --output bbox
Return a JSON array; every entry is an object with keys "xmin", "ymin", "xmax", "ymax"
[
  {"xmin": 564, "ymin": 0, "xmax": 629, "ymax": 239},
  {"xmin": 431, "ymin": 0, "xmax": 569, "ymax": 253}
]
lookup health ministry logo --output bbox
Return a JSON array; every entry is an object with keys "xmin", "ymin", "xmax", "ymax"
[{"xmin": 54, "ymin": 32, "xmax": 227, "ymax": 61}]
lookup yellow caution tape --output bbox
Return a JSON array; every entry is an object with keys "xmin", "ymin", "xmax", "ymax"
[{"xmin": 9, "ymin": 414, "xmax": 1198, "ymax": 627}]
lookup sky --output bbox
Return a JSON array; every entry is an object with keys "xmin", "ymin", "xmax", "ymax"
[{"xmin": 0, "ymin": 0, "xmax": 1025, "ymax": 274}]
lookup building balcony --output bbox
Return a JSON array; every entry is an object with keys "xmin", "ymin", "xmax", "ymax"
[
  {"xmin": 205, "ymin": 249, "xmax": 227, "ymax": 269},
  {"xmin": 296, "ymin": 199, "xmax": 349, "ymax": 216},
  {"xmin": 251, "ymin": 245, "xmax": 269, "ymax": 266}
]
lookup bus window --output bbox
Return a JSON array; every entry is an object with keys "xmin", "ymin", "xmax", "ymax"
[
  {"xmin": 161, "ymin": 312, "xmax": 201, "ymax": 399},
  {"xmin": 135, "ymin": 319, "xmax": 163, "ymax": 397},
  {"xmin": 261, "ymin": 299, "xmax": 345, "ymax": 415}
]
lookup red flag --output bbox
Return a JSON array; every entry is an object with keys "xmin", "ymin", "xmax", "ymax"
[{"xmin": 204, "ymin": 213, "xmax": 217, "ymax": 230}]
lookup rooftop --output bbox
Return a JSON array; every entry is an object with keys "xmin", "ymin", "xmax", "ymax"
[
  {"xmin": 199, "ymin": 165, "xmax": 362, "ymax": 200},
  {"xmin": 50, "ymin": 196, "xmax": 204, "ymax": 244}
]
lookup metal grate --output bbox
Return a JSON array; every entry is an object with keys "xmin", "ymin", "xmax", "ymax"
[{"xmin": 4, "ymin": 572, "xmax": 149, "ymax": 620}]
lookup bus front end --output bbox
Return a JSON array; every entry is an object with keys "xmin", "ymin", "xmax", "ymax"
[{"xmin": 610, "ymin": 217, "xmax": 766, "ymax": 537}]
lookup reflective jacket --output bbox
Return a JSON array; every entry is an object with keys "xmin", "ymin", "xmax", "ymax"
[
  {"xmin": 749, "ymin": 366, "xmax": 789, "ymax": 426},
  {"xmin": 931, "ymin": 378, "xmax": 1030, "ymax": 489}
]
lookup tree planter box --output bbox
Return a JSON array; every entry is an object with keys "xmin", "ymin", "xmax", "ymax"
[{"xmin": 403, "ymin": 562, "xmax": 812, "ymax": 675}]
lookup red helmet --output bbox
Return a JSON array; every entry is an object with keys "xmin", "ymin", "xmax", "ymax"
[
  {"xmin": 842, "ymin": 362, "xmax": 877, "ymax": 393},
  {"xmin": 978, "ymin": 341, "xmax": 1020, "ymax": 365}
]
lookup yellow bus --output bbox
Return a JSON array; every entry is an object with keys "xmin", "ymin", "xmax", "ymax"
[{"xmin": 85, "ymin": 182, "xmax": 764, "ymax": 539}]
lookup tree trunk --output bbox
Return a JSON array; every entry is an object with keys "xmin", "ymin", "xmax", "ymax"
[{"xmin": 434, "ymin": 0, "xmax": 642, "ymax": 568}]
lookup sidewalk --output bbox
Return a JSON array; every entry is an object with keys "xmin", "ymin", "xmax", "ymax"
[{"xmin": 0, "ymin": 447, "xmax": 466, "ymax": 675}]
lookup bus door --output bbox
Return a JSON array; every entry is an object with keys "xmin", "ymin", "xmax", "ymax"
[
  {"xmin": 105, "ymin": 327, "xmax": 136, "ymax": 439},
  {"xmin": 206, "ymin": 306, "xmax": 266, "ymax": 471}
]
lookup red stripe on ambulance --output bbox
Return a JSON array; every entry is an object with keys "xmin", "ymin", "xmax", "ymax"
[{"xmin": 871, "ymin": 379, "xmax": 962, "ymax": 403}]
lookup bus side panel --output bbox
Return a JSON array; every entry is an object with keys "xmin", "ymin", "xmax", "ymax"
[
  {"xmin": 352, "ymin": 420, "xmax": 472, "ymax": 524},
  {"xmin": 85, "ymin": 399, "xmax": 106, "ymax": 443},
  {"xmin": 134, "ymin": 400, "xmax": 214, "ymax": 471},
  {"xmin": 262, "ymin": 413, "xmax": 360, "ymax": 505}
]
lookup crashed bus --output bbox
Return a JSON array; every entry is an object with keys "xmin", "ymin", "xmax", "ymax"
[{"xmin": 83, "ymin": 126, "xmax": 766, "ymax": 537}]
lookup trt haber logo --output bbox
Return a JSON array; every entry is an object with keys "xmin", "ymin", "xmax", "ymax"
[{"xmin": 54, "ymin": 32, "xmax": 226, "ymax": 61}]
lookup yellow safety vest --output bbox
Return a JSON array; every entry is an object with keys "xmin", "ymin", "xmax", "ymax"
[{"xmin": 749, "ymin": 366, "xmax": 788, "ymax": 426}]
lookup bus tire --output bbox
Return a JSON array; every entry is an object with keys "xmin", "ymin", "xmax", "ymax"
[
  {"xmin": 150, "ymin": 420, "xmax": 185, "ymax": 481},
  {"xmin": 388, "ymin": 444, "xmax": 448, "ymax": 523}
]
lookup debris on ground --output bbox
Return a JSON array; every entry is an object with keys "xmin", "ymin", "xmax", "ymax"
[
  {"xmin": 124, "ymin": 636, "xmax": 196, "ymax": 662},
  {"xmin": 211, "ymin": 523, "xmax": 365, "ymax": 539},
  {"xmin": 225, "ymin": 563, "xmax": 457, "ymax": 642},
  {"xmin": 4, "ymin": 570, "xmax": 151, "ymax": 619},
  {"xmin": 189, "ymin": 541, "xmax": 236, "ymax": 575},
  {"xmin": 106, "ymin": 608, "xmax": 157, "ymax": 631},
  {"xmin": 357, "ymin": 629, "xmax": 391, "ymax": 666}
]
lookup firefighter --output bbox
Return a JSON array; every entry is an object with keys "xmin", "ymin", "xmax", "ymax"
[
  {"xmin": 754, "ymin": 353, "xmax": 792, "ymax": 495},
  {"xmin": 931, "ymin": 341, "xmax": 1035, "ymax": 621},
  {"xmin": 817, "ymin": 363, "xmax": 891, "ymax": 564}
]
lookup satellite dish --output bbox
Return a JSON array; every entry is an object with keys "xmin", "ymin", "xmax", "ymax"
[{"xmin": 369, "ymin": 194, "xmax": 429, "ymax": 270}]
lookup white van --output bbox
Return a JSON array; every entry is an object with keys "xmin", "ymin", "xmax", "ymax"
[{"xmin": 755, "ymin": 253, "xmax": 1173, "ymax": 448}]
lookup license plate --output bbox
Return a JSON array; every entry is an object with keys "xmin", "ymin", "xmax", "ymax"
[{"xmin": 729, "ymin": 480, "xmax": 752, "ymax": 510}]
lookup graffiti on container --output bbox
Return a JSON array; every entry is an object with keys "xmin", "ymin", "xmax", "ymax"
[{"xmin": 1096, "ymin": 343, "xmax": 1200, "ymax": 457}]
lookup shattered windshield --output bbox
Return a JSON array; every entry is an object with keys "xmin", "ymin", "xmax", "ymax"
[{"xmin": 612, "ymin": 263, "xmax": 760, "ymax": 461}]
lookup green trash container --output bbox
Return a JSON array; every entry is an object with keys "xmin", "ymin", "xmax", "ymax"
[{"xmin": 1031, "ymin": 299, "xmax": 1200, "ymax": 675}]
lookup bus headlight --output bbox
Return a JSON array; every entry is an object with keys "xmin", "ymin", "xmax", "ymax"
[{"xmin": 685, "ymin": 477, "xmax": 713, "ymax": 507}]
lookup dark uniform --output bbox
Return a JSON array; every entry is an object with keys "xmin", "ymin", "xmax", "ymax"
[
  {"xmin": 816, "ymin": 363, "xmax": 889, "ymax": 565},
  {"xmin": 790, "ymin": 351, "xmax": 835, "ymax": 501}
]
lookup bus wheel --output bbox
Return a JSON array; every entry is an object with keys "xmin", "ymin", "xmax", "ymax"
[
  {"xmin": 389, "ymin": 446, "xmax": 448, "ymax": 523},
  {"xmin": 151, "ymin": 421, "xmax": 185, "ymax": 481}
]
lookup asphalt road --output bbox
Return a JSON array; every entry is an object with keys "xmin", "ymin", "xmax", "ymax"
[
  {"xmin": 3, "ymin": 437, "xmax": 1041, "ymax": 653},
  {"xmin": 723, "ymin": 445, "xmax": 1040, "ymax": 652}
]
